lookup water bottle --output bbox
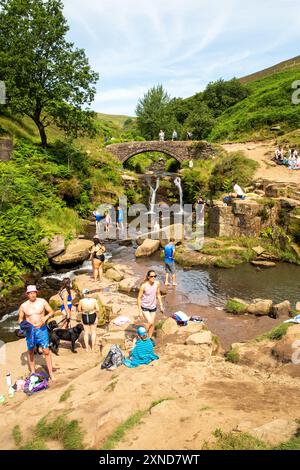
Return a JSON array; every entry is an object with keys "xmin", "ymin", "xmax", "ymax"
[{"xmin": 6, "ymin": 373, "xmax": 12, "ymax": 388}]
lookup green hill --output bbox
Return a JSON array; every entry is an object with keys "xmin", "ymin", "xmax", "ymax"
[
  {"xmin": 0, "ymin": 110, "xmax": 134, "ymax": 144},
  {"xmin": 209, "ymin": 67, "xmax": 300, "ymax": 142},
  {"xmin": 240, "ymin": 55, "xmax": 300, "ymax": 83}
]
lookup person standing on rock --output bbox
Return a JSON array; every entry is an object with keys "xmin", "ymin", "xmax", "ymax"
[
  {"xmin": 77, "ymin": 289, "xmax": 100, "ymax": 352},
  {"xmin": 89, "ymin": 237, "xmax": 106, "ymax": 282},
  {"xmin": 172, "ymin": 130, "xmax": 178, "ymax": 141},
  {"xmin": 58, "ymin": 277, "xmax": 74, "ymax": 329},
  {"xmin": 164, "ymin": 239, "xmax": 177, "ymax": 287},
  {"xmin": 137, "ymin": 270, "xmax": 164, "ymax": 339},
  {"xmin": 18, "ymin": 285, "xmax": 55, "ymax": 381}
]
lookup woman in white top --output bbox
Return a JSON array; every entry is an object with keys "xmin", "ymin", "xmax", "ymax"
[
  {"xmin": 137, "ymin": 270, "xmax": 164, "ymax": 338},
  {"xmin": 77, "ymin": 289, "xmax": 100, "ymax": 352}
]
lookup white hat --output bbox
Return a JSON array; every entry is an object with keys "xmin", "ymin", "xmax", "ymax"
[{"xmin": 26, "ymin": 285, "xmax": 37, "ymax": 294}]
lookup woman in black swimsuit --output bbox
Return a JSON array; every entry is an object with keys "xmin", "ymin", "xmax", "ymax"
[{"xmin": 89, "ymin": 237, "xmax": 106, "ymax": 282}]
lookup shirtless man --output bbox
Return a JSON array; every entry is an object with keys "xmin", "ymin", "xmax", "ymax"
[{"xmin": 18, "ymin": 285, "xmax": 55, "ymax": 380}]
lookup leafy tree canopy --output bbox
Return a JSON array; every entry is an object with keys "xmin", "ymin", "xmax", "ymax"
[{"xmin": 0, "ymin": 0, "xmax": 99, "ymax": 147}]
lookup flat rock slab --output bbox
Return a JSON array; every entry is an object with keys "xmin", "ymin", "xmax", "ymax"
[
  {"xmin": 251, "ymin": 260, "xmax": 276, "ymax": 268},
  {"xmin": 52, "ymin": 239, "xmax": 93, "ymax": 266}
]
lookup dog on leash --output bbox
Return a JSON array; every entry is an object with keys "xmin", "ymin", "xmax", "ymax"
[{"xmin": 47, "ymin": 320, "xmax": 84, "ymax": 355}]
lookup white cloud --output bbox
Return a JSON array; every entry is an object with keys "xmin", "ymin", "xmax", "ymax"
[{"xmin": 63, "ymin": 0, "xmax": 300, "ymax": 114}]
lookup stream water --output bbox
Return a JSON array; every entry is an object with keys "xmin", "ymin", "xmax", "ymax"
[{"xmin": 1, "ymin": 170, "xmax": 300, "ymax": 347}]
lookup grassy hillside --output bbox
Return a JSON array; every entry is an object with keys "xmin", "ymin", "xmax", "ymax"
[
  {"xmin": 209, "ymin": 67, "xmax": 300, "ymax": 142},
  {"xmin": 240, "ymin": 55, "xmax": 300, "ymax": 83},
  {"xmin": 0, "ymin": 111, "xmax": 134, "ymax": 144}
]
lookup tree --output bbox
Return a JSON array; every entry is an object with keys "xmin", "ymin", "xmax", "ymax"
[
  {"xmin": 202, "ymin": 78, "xmax": 250, "ymax": 117},
  {"xmin": 136, "ymin": 84, "xmax": 171, "ymax": 140},
  {"xmin": 183, "ymin": 103, "xmax": 215, "ymax": 140},
  {"xmin": 0, "ymin": 0, "xmax": 99, "ymax": 147}
]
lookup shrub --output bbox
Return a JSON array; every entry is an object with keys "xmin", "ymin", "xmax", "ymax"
[
  {"xmin": 226, "ymin": 299, "xmax": 247, "ymax": 314},
  {"xmin": 225, "ymin": 347, "xmax": 240, "ymax": 364}
]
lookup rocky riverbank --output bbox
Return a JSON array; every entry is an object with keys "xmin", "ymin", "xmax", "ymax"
[{"xmin": 1, "ymin": 256, "xmax": 300, "ymax": 450}]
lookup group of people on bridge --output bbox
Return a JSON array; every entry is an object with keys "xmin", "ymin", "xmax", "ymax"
[{"xmin": 158, "ymin": 129, "xmax": 193, "ymax": 142}]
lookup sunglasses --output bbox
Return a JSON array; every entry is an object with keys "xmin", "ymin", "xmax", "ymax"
[{"xmin": 149, "ymin": 275, "xmax": 157, "ymax": 278}]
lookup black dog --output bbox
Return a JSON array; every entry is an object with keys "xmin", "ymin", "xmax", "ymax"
[{"xmin": 47, "ymin": 320, "xmax": 84, "ymax": 355}]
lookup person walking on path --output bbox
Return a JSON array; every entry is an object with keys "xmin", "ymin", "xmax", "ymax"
[
  {"xmin": 58, "ymin": 278, "xmax": 74, "ymax": 329},
  {"xmin": 159, "ymin": 129, "xmax": 165, "ymax": 142},
  {"xmin": 164, "ymin": 238, "xmax": 177, "ymax": 287},
  {"xmin": 172, "ymin": 130, "xmax": 178, "ymax": 141},
  {"xmin": 137, "ymin": 270, "xmax": 164, "ymax": 339},
  {"xmin": 89, "ymin": 237, "xmax": 106, "ymax": 282},
  {"xmin": 18, "ymin": 285, "xmax": 55, "ymax": 381},
  {"xmin": 77, "ymin": 289, "xmax": 100, "ymax": 352}
]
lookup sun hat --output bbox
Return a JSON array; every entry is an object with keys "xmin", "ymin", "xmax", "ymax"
[
  {"xmin": 26, "ymin": 285, "xmax": 37, "ymax": 294},
  {"xmin": 82, "ymin": 288, "xmax": 90, "ymax": 295},
  {"xmin": 137, "ymin": 326, "xmax": 147, "ymax": 337}
]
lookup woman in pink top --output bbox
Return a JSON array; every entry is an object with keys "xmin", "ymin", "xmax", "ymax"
[{"xmin": 137, "ymin": 270, "xmax": 164, "ymax": 338}]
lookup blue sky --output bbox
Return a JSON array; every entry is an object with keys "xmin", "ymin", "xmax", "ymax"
[{"xmin": 63, "ymin": 0, "xmax": 300, "ymax": 116}]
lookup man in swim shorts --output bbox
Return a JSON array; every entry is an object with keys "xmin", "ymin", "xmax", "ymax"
[{"xmin": 18, "ymin": 285, "xmax": 55, "ymax": 380}]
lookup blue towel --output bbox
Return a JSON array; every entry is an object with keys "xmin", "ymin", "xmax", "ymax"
[{"xmin": 123, "ymin": 338, "xmax": 159, "ymax": 368}]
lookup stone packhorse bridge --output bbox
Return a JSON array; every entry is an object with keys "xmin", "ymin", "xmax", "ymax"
[{"xmin": 106, "ymin": 140, "xmax": 214, "ymax": 164}]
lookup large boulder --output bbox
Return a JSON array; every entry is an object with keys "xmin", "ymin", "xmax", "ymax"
[
  {"xmin": 269, "ymin": 300, "xmax": 291, "ymax": 319},
  {"xmin": 271, "ymin": 324, "xmax": 300, "ymax": 363},
  {"xmin": 52, "ymin": 239, "xmax": 93, "ymax": 266},
  {"xmin": 137, "ymin": 224, "xmax": 185, "ymax": 248},
  {"xmin": 251, "ymin": 420, "xmax": 298, "ymax": 446},
  {"xmin": 247, "ymin": 299, "xmax": 273, "ymax": 316},
  {"xmin": 177, "ymin": 322, "xmax": 204, "ymax": 335},
  {"xmin": 42, "ymin": 235, "xmax": 65, "ymax": 259},
  {"xmin": 105, "ymin": 268, "xmax": 124, "ymax": 282},
  {"xmin": 160, "ymin": 317, "xmax": 179, "ymax": 336},
  {"xmin": 118, "ymin": 277, "xmax": 140, "ymax": 294},
  {"xmin": 186, "ymin": 331, "xmax": 213, "ymax": 346},
  {"xmin": 135, "ymin": 239, "xmax": 160, "ymax": 257},
  {"xmin": 265, "ymin": 183, "xmax": 287, "ymax": 198},
  {"xmin": 164, "ymin": 343, "xmax": 212, "ymax": 361}
]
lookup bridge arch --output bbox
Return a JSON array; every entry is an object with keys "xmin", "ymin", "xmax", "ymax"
[{"xmin": 106, "ymin": 140, "xmax": 215, "ymax": 165}]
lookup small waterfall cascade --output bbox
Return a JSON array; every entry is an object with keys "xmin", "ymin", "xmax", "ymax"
[
  {"xmin": 174, "ymin": 177, "xmax": 184, "ymax": 214},
  {"xmin": 148, "ymin": 177, "xmax": 160, "ymax": 214}
]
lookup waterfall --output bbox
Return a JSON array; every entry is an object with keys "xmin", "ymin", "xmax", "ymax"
[
  {"xmin": 148, "ymin": 177, "xmax": 160, "ymax": 214},
  {"xmin": 174, "ymin": 177, "xmax": 184, "ymax": 214}
]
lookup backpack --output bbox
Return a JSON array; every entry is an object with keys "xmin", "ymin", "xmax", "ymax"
[
  {"xmin": 101, "ymin": 344, "xmax": 124, "ymax": 370},
  {"xmin": 23, "ymin": 372, "xmax": 48, "ymax": 396}
]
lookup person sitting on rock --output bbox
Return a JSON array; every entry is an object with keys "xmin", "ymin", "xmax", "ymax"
[
  {"xmin": 123, "ymin": 326, "xmax": 159, "ymax": 368},
  {"xmin": 223, "ymin": 182, "xmax": 246, "ymax": 205}
]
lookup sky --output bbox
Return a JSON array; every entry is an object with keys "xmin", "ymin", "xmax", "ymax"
[{"xmin": 63, "ymin": 0, "xmax": 300, "ymax": 116}]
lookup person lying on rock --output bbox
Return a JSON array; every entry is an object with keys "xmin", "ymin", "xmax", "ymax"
[{"xmin": 123, "ymin": 326, "xmax": 159, "ymax": 368}]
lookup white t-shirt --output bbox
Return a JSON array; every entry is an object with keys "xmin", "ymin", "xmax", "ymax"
[{"xmin": 233, "ymin": 184, "xmax": 244, "ymax": 196}]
